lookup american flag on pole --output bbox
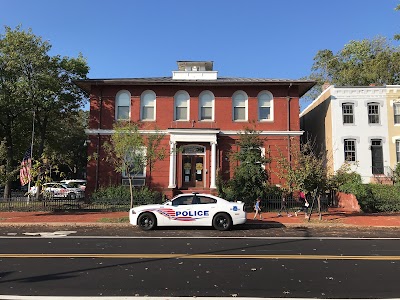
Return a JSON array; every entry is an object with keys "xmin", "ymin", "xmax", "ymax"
[{"xmin": 20, "ymin": 148, "xmax": 32, "ymax": 186}]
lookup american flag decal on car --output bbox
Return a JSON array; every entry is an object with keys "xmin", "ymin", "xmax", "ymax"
[
  {"xmin": 156, "ymin": 208, "xmax": 176, "ymax": 219},
  {"xmin": 153, "ymin": 208, "xmax": 198, "ymax": 221}
]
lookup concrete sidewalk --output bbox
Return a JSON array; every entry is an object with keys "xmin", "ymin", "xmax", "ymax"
[{"xmin": 0, "ymin": 208, "xmax": 399, "ymax": 227}]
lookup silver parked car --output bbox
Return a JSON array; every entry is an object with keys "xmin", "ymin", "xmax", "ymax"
[{"xmin": 29, "ymin": 182, "xmax": 84, "ymax": 200}]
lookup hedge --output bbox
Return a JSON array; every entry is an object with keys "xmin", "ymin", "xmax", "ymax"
[
  {"xmin": 90, "ymin": 185, "xmax": 163, "ymax": 205},
  {"xmin": 354, "ymin": 184, "xmax": 400, "ymax": 212}
]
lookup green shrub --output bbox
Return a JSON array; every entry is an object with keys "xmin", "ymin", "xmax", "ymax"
[
  {"xmin": 90, "ymin": 185, "xmax": 163, "ymax": 206},
  {"xmin": 355, "ymin": 184, "xmax": 400, "ymax": 212},
  {"xmin": 332, "ymin": 165, "xmax": 363, "ymax": 195}
]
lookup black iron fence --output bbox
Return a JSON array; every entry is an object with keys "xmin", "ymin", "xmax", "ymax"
[
  {"xmin": 0, "ymin": 193, "xmax": 331, "ymax": 212},
  {"xmin": 253, "ymin": 195, "xmax": 330, "ymax": 213},
  {"xmin": 0, "ymin": 193, "xmax": 130, "ymax": 212}
]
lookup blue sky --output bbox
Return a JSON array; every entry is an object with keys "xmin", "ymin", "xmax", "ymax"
[{"xmin": 1, "ymin": 1, "xmax": 399, "ymax": 93}]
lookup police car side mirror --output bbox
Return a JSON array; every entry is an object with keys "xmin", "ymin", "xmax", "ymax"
[{"xmin": 165, "ymin": 201, "xmax": 172, "ymax": 206}]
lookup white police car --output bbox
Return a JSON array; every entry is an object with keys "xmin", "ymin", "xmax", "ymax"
[{"xmin": 129, "ymin": 193, "xmax": 246, "ymax": 231}]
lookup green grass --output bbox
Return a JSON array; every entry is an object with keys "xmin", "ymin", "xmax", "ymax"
[{"xmin": 96, "ymin": 217, "xmax": 130, "ymax": 223}]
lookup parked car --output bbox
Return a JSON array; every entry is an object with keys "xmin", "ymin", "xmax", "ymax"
[
  {"xmin": 60, "ymin": 179, "xmax": 86, "ymax": 191},
  {"xmin": 129, "ymin": 193, "xmax": 246, "ymax": 231},
  {"xmin": 29, "ymin": 182, "xmax": 84, "ymax": 200}
]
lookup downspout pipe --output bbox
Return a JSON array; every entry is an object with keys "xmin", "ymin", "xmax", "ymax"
[
  {"xmin": 287, "ymin": 83, "xmax": 292, "ymax": 163},
  {"xmin": 95, "ymin": 87, "xmax": 103, "ymax": 191}
]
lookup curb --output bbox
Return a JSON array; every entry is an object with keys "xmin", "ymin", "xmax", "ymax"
[
  {"xmin": 0, "ymin": 222, "xmax": 133, "ymax": 227},
  {"xmin": 0, "ymin": 221, "xmax": 399, "ymax": 229}
]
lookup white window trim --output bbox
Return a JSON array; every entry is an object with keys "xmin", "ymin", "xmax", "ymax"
[
  {"xmin": 198, "ymin": 90, "xmax": 215, "ymax": 121},
  {"xmin": 232, "ymin": 90, "xmax": 248, "ymax": 121},
  {"xmin": 367, "ymin": 102, "xmax": 380, "ymax": 125},
  {"xmin": 140, "ymin": 90, "xmax": 156, "ymax": 121},
  {"xmin": 393, "ymin": 102, "xmax": 400, "ymax": 125},
  {"xmin": 257, "ymin": 90, "xmax": 274, "ymax": 122},
  {"xmin": 174, "ymin": 90, "xmax": 190, "ymax": 121},
  {"xmin": 115, "ymin": 90, "xmax": 131, "ymax": 121},
  {"xmin": 343, "ymin": 139, "xmax": 357, "ymax": 162},
  {"xmin": 342, "ymin": 102, "xmax": 355, "ymax": 125},
  {"xmin": 122, "ymin": 147, "xmax": 147, "ymax": 178},
  {"xmin": 396, "ymin": 140, "xmax": 400, "ymax": 164},
  {"xmin": 260, "ymin": 147, "xmax": 266, "ymax": 169}
]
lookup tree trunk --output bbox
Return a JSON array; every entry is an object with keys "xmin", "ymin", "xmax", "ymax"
[
  {"xmin": 317, "ymin": 194, "xmax": 322, "ymax": 221},
  {"xmin": 37, "ymin": 114, "xmax": 48, "ymax": 158},
  {"xmin": 129, "ymin": 176, "xmax": 134, "ymax": 209},
  {"xmin": 4, "ymin": 127, "xmax": 14, "ymax": 199}
]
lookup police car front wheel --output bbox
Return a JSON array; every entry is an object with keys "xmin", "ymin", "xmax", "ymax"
[
  {"xmin": 212, "ymin": 213, "xmax": 232, "ymax": 231},
  {"xmin": 138, "ymin": 212, "xmax": 156, "ymax": 230}
]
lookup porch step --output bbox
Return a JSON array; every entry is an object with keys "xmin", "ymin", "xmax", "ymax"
[{"xmin": 370, "ymin": 175, "xmax": 393, "ymax": 185}]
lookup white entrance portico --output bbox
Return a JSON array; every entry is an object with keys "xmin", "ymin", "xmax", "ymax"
[{"xmin": 167, "ymin": 129, "xmax": 219, "ymax": 189}]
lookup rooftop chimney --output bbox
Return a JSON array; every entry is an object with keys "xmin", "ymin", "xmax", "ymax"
[{"xmin": 322, "ymin": 82, "xmax": 331, "ymax": 90}]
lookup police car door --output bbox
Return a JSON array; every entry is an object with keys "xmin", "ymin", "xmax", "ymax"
[
  {"xmin": 194, "ymin": 195, "xmax": 217, "ymax": 226},
  {"xmin": 170, "ymin": 195, "xmax": 196, "ymax": 226}
]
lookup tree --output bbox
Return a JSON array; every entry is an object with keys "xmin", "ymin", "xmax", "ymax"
[
  {"xmin": 219, "ymin": 126, "xmax": 270, "ymax": 206},
  {"xmin": 275, "ymin": 139, "xmax": 330, "ymax": 220},
  {"xmin": 49, "ymin": 110, "xmax": 88, "ymax": 179},
  {"xmin": 29, "ymin": 151, "xmax": 64, "ymax": 199},
  {"xmin": 102, "ymin": 122, "xmax": 165, "ymax": 208},
  {"xmin": 0, "ymin": 25, "xmax": 89, "ymax": 197},
  {"xmin": 0, "ymin": 139, "xmax": 19, "ymax": 192},
  {"xmin": 395, "ymin": 4, "xmax": 400, "ymax": 40},
  {"xmin": 302, "ymin": 36, "xmax": 400, "ymax": 106},
  {"xmin": 312, "ymin": 37, "xmax": 400, "ymax": 86}
]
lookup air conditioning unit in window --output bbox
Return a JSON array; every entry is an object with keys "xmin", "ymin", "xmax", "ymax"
[{"xmin": 122, "ymin": 178, "xmax": 145, "ymax": 186}]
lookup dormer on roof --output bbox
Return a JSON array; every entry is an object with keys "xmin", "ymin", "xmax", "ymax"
[{"xmin": 172, "ymin": 61, "xmax": 218, "ymax": 80}]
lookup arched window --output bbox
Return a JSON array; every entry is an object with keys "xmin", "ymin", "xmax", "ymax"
[
  {"xmin": 141, "ymin": 90, "xmax": 156, "ymax": 121},
  {"xmin": 232, "ymin": 91, "xmax": 248, "ymax": 121},
  {"xmin": 174, "ymin": 91, "xmax": 190, "ymax": 121},
  {"xmin": 199, "ymin": 91, "xmax": 214, "ymax": 121},
  {"xmin": 258, "ymin": 91, "xmax": 273, "ymax": 121},
  {"xmin": 115, "ymin": 90, "xmax": 131, "ymax": 120}
]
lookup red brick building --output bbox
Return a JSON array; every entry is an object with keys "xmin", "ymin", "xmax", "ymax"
[{"xmin": 75, "ymin": 61, "xmax": 315, "ymax": 197}]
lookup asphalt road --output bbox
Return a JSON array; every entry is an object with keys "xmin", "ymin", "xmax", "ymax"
[
  {"xmin": 1, "ymin": 223, "xmax": 400, "ymax": 238},
  {"xmin": 0, "ymin": 226, "xmax": 399, "ymax": 298}
]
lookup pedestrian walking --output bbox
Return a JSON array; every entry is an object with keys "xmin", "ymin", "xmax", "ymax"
[
  {"xmin": 253, "ymin": 197, "xmax": 263, "ymax": 220},
  {"xmin": 277, "ymin": 192, "xmax": 293, "ymax": 217},
  {"xmin": 295, "ymin": 191, "xmax": 309, "ymax": 218}
]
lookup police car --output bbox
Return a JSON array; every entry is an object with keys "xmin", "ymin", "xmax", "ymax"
[{"xmin": 129, "ymin": 193, "xmax": 246, "ymax": 231}]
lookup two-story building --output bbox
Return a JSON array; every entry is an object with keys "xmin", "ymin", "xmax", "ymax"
[
  {"xmin": 300, "ymin": 84, "xmax": 400, "ymax": 183},
  {"xmin": 75, "ymin": 61, "xmax": 315, "ymax": 197},
  {"xmin": 386, "ymin": 85, "xmax": 400, "ymax": 170}
]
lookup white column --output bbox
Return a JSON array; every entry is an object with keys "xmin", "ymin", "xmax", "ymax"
[
  {"xmin": 210, "ymin": 141, "xmax": 217, "ymax": 189},
  {"xmin": 168, "ymin": 141, "xmax": 176, "ymax": 188}
]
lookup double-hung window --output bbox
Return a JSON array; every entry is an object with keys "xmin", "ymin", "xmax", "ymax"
[
  {"xmin": 141, "ymin": 90, "xmax": 156, "ymax": 121},
  {"xmin": 342, "ymin": 103, "xmax": 354, "ymax": 124},
  {"xmin": 344, "ymin": 139, "xmax": 356, "ymax": 162},
  {"xmin": 368, "ymin": 103, "xmax": 380, "ymax": 124},
  {"xmin": 258, "ymin": 91, "xmax": 273, "ymax": 121},
  {"xmin": 174, "ymin": 91, "xmax": 189, "ymax": 121},
  {"xmin": 232, "ymin": 91, "xmax": 248, "ymax": 121},
  {"xmin": 394, "ymin": 103, "xmax": 400, "ymax": 124},
  {"xmin": 116, "ymin": 90, "xmax": 131, "ymax": 120},
  {"xmin": 122, "ymin": 149, "xmax": 146, "ymax": 177},
  {"xmin": 396, "ymin": 140, "xmax": 400, "ymax": 163},
  {"xmin": 199, "ymin": 91, "xmax": 214, "ymax": 121}
]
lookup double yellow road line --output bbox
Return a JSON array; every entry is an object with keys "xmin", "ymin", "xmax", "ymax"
[{"xmin": 0, "ymin": 253, "xmax": 399, "ymax": 260}]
